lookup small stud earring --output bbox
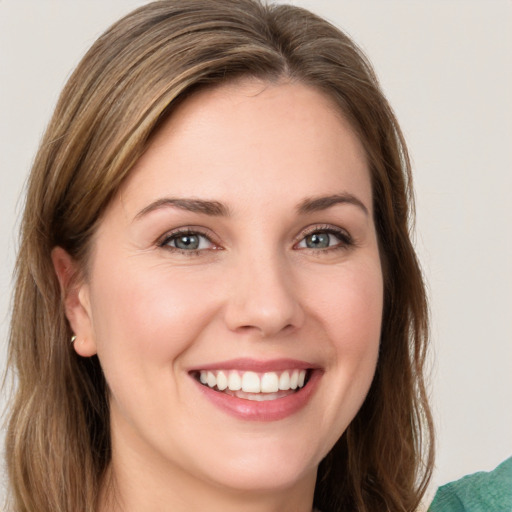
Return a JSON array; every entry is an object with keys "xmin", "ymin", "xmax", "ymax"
[{"xmin": 70, "ymin": 335, "xmax": 76, "ymax": 344}]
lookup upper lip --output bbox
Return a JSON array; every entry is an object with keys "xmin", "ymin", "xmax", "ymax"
[{"xmin": 188, "ymin": 358, "xmax": 318, "ymax": 373}]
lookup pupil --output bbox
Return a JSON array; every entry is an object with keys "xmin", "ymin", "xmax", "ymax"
[
  {"xmin": 306, "ymin": 233, "xmax": 329, "ymax": 249},
  {"xmin": 176, "ymin": 235, "xmax": 199, "ymax": 250}
]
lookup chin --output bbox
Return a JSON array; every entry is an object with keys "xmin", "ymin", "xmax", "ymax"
[
  {"xmin": 190, "ymin": 432, "xmax": 322, "ymax": 494},
  {"xmin": 207, "ymin": 460, "xmax": 316, "ymax": 495}
]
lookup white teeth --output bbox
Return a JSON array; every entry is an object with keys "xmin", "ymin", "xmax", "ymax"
[
  {"xmin": 207, "ymin": 371, "xmax": 216, "ymax": 388},
  {"xmin": 217, "ymin": 371, "xmax": 228, "ymax": 391},
  {"xmin": 260, "ymin": 372, "xmax": 279, "ymax": 393},
  {"xmin": 290, "ymin": 369, "xmax": 299, "ymax": 390},
  {"xmin": 228, "ymin": 371, "xmax": 242, "ymax": 391},
  {"xmin": 242, "ymin": 371, "xmax": 261, "ymax": 393},
  {"xmin": 298, "ymin": 369, "xmax": 306, "ymax": 388},
  {"xmin": 246, "ymin": 392, "xmax": 281, "ymax": 401},
  {"xmin": 278, "ymin": 371, "xmax": 291, "ymax": 390},
  {"xmin": 197, "ymin": 369, "xmax": 308, "ymax": 394}
]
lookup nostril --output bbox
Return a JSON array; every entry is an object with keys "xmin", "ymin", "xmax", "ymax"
[{"xmin": 234, "ymin": 322, "xmax": 296, "ymax": 338}]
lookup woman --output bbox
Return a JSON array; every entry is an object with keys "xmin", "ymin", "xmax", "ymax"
[{"xmin": 5, "ymin": 1, "xmax": 434, "ymax": 510}]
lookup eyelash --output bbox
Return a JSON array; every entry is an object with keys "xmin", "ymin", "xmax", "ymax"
[
  {"xmin": 158, "ymin": 228, "xmax": 218, "ymax": 256},
  {"xmin": 157, "ymin": 225, "xmax": 353, "ymax": 255},
  {"xmin": 294, "ymin": 225, "xmax": 353, "ymax": 253}
]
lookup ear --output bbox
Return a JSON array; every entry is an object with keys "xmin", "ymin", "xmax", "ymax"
[{"xmin": 51, "ymin": 246, "xmax": 98, "ymax": 357}]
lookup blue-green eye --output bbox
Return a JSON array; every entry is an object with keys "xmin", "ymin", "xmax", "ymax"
[
  {"xmin": 297, "ymin": 229, "xmax": 350, "ymax": 250},
  {"xmin": 304, "ymin": 232, "xmax": 330, "ymax": 249},
  {"xmin": 161, "ymin": 231, "xmax": 213, "ymax": 251}
]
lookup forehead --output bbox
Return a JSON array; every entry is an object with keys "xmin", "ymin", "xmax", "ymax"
[{"xmin": 116, "ymin": 79, "xmax": 371, "ymax": 216}]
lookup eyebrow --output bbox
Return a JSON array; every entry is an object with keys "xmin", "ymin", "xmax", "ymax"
[
  {"xmin": 297, "ymin": 193, "xmax": 369, "ymax": 216},
  {"xmin": 135, "ymin": 198, "xmax": 230, "ymax": 219},
  {"xmin": 135, "ymin": 192, "xmax": 368, "ymax": 221}
]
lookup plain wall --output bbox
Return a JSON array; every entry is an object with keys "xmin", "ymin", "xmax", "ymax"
[{"xmin": 1, "ymin": 0, "xmax": 511, "ymax": 499}]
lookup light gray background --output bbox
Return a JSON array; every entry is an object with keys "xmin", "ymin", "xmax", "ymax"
[{"xmin": 1, "ymin": 0, "xmax": 511, "ymax": 500}]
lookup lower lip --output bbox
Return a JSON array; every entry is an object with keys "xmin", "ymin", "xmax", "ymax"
[{"xmin": 193, "ymin": 371, "xmax": 321, "ymax": 422}]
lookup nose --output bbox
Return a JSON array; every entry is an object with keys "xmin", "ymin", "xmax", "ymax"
[{"xmin": 223, "ymin": 251, "xmax": 304, "ymax": 338}]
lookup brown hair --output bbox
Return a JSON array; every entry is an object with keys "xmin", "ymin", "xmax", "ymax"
[{"xmin": 5, "ymin": 1, "xmax": 434, "ymax": 510}]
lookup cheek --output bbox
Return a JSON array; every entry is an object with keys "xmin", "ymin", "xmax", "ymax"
[
  {"xmin": 305, "ymin": 258, "xmax": 383, "ymax": 352},
  {"xmin": 88, "ymin": 260, "xmax": 219, "ymax": 369},
  {"xmin": 302, "ymin": 258, "xmax": 383, "ymax": 442}
]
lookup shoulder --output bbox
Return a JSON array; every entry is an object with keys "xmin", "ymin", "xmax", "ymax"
[{"xmin": 428, "ymin": 457, "xmax": 512, "ymax": 512}]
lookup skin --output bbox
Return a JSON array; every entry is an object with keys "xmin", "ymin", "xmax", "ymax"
[{"xmin": 54, "ymin": 79, "xmax": 384, "ymax": 512}]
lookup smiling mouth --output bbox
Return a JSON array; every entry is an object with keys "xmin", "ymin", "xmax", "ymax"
[{"xmin": 192, "ymin": 369, "xmax": 311, "ymax": 401}]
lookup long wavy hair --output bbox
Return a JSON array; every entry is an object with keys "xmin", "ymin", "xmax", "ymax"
[{"xmin": 5, "ymin": 1, "xmax": 434, "ymax": 510}]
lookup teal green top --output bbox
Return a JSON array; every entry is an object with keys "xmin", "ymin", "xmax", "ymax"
[{"xmin": 429, "ymin": 457, "xmax": 512, "ymax": 512}]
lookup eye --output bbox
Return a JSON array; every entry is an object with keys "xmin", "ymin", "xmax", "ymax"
[
  {"xmin": 159, "ymin": 230, "xmax": 215, "ymax": 252},
  {"xmin": 296, "ymin": 227, "xmax": 352, "ymax": 251}
]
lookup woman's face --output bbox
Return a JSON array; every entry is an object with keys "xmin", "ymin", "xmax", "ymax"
[{"xmin": 67, "ymin": 80, "xmax": 383, "ymax": 498}]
